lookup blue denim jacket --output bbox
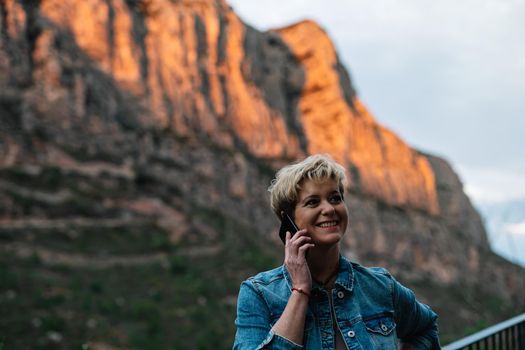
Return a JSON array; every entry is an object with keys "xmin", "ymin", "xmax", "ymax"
[{"xmin": 234, "ymin": 256, "xmax": 440, "ymax": 349}]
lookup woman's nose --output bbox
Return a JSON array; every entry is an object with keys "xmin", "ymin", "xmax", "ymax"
[{"xmin": 321, "ymin": 201, "xmax": 336, "ymax": 216}]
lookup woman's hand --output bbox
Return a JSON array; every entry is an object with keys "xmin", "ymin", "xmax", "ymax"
[
  {"xmin": 284, "ymin": 229, "xmax": 314, "ymax": 292},
  {"xmin": 269, "ymin": 229, "xmax": 314, "ymax": 345}
]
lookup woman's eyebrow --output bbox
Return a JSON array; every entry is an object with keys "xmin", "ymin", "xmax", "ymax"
[{"xmin": 300, "ymin": 194, "xmax": 318, "ymax": 202}]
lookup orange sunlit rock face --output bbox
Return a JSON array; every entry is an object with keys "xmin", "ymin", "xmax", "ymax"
[
  {"xmin": 277, "ymin": 21, "xmax": 439, "ymax": 215},
  {"xmin": 215, "ymin": 8, "xmax": 302, "ymax": 157},
  {"xmin": 276, "ymin": 21, "xmax": 352, "ymax": 163},
  {"xmin": 21, "ymin": 0, "xmax": 438, "ymax": 214},
  {"xmin": 0, "ymin": 0, "xmax": 26, "ymax": 85},
  {"xmin": 3, "ymin": 0, "xmax": 25, "ymax": 38},
  {"xmin": 36, "ymin": 0, "xmax": 301, "ymax": 157},
  {"xmin": 41, "ymin": 0, "xmax": 111, "ymax": 69}
]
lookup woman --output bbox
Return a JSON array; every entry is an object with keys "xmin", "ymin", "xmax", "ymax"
[{"xmin": 233, "ymin": 154, "xmax": 440, "ymax": 349}]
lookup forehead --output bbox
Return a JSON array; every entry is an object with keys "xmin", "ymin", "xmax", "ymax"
[{"xmin": 297, "ymin": 178, "xmax": 339, "ymax": 198}]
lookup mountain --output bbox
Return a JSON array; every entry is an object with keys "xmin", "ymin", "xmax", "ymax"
[{"xmin": 1, "ymin": 0, "xmax": 523, "ymax": 348}]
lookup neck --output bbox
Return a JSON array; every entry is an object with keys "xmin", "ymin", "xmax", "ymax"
[{"xmin": 307, "ymin": 244, "xmax": 340, "ymax": 285}]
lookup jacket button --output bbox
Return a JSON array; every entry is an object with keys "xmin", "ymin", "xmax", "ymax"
[
  {"xmin": 337, "ymin": 291, "xmax": 345, "ymax": 299},
  {"xmin": 381, "ymin": 324, "xmax": 388, "ymax": 332},
  {"xmin": 347, "ymin": 330, "xmax": 355, "ymax": 338}
]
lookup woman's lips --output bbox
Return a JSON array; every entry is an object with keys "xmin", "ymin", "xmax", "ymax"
[{"xmin": 316, "ymin": 220, "xmax": 339, "ymax": 231}]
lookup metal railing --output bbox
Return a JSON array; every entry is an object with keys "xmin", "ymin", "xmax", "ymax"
[{"xmin": 443, "ymin": 313, "xmax": 525, "ymax": 350}]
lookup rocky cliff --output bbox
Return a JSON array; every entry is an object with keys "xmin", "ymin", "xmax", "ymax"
[{"xmin": 1, "ymin": 0, "xmax": 523, "ymax": 348}]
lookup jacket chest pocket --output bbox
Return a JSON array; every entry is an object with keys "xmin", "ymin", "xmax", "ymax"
[{"xmin": 364, "ymin": 314, "xmax": 397, "ymax": 350}]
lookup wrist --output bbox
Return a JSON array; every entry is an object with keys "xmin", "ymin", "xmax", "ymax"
[{"xmin": 291, "ymin": 287, "xmax": 311, "ymax": 298}]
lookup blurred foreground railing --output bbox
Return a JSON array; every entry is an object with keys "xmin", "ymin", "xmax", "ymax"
[{"xmin": 443, "ymin": 313, "xmax": 525, "ymax": 350}]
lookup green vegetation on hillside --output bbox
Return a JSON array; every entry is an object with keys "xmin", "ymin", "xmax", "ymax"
[{"xmin": 0, "ymin": 217, "xmax": 281, "ymax": 349}]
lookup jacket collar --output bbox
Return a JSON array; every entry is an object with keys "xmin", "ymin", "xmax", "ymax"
[
  {"xmin": 283, "ymin": 255, "xmax": 355, "ymax": 293},
  {"xmin": 334, "ymin": 255, "xmax": 355, "ymax": 292}
]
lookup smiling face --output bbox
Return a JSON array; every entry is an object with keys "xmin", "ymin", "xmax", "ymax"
[{"xmin": 293, "ymin": 178, "xmax": 348, "ymax": 246}]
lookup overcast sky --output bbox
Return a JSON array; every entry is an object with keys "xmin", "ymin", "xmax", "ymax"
[{"xmin": 228, "ymin": 0, "xmax": 525, "ymax": 264}]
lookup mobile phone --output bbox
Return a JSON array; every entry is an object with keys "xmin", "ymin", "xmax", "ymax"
[{"xmin": 278, "ymin": 211, "xmax": 299, "ymax": 244}]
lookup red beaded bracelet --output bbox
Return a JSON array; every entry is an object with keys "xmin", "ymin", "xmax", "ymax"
[{"xmin": 291, "ymin": 287, "xmax": 310, "ymax": 298}]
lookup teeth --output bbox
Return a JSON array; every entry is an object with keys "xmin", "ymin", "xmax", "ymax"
[{"xmin": 318, "ymin": 221, "xmax": 337, "ymax": 227}]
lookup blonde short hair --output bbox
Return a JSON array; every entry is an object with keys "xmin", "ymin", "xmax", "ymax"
[{"xmin": 268, "ymin": 154, "xmax": 347, "ymax": 219}]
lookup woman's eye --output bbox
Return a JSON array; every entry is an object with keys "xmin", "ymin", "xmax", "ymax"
[
  {"xmin": 330, "ymin": 194, "xmax": 342, "ymax": 203},
  {"xmin": 305, "ymin": 199, "xmax": 319, "ymax": 207}
]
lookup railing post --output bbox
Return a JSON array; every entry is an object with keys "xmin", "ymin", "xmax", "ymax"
[{"xmin": 519, "ymin": 322, "xmax": 525, "ymax": 350}]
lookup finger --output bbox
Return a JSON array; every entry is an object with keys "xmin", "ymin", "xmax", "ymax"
[
  {"xmin": 288, "ymin": 231, "xmax": 310, "ymax": 253},
  {"xmin": 289, "ymin": 229, "xmax": 308, "ymax": 241},
  {"xmin": 286, "ymin": 230, "xmax": 310, "ymax": 257},
  {"xmin": 298, "ymin": 243, "xmax": 315, "ymax": 257},
  {"xmin": 285, "ymin": 230, "xmax": 292, "ymax": 245},
  {"xmin": 290, "ymin": 235, "xmax": 312, "ymax": 248},
  {"xmin": 298, "ymin": 243, "xmax": 315, "ymax": 251},
  {"xmin": 288, "ymin": 236, "xmax": 312, "ymax": 260}
]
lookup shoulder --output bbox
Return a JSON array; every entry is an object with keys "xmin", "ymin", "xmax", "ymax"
[
  {"xmin": 342, "ymin": 257, "xmax": 392, "ymax": 279},
  {"xmin": 349, "ymin": 259, "xmax": 392, "ymax": 278},
  {"xmin": 243, "ymin": 265, "xmax": 287, "ymax": 288},
  {"xmin": 348, "ymin": 259, "xmax": 394, "ymax": 290},
  {"xmin": 238, "ymin": 266, "xmax": 290, "ymax": 314}
]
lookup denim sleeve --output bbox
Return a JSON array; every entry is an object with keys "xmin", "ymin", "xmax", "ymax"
[
  {"xmin": 233, "ymin": 281, "xmax": 303, "ymax": 350},
  {"xmin": 391, "ymin": 276, "xmax": 441, "ymax": 349}
]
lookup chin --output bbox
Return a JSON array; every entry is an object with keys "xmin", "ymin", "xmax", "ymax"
[{"xmin": 312, "ymin": 232, "xmax": 343, "ymax": 246}]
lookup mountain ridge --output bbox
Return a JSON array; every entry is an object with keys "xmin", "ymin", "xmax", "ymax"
[{"xmin": 1, "ymin": 0, "xmax": 524, "ymax": 348}]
